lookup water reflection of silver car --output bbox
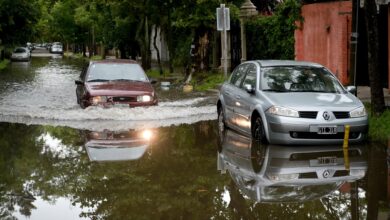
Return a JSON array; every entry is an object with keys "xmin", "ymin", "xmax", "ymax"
[
  {"xmin": 84, "ymin": 129, "xmax": 153, "ymax": 162},
  {"xmin": 11, "ymin": 47, "xmax": 31, "ymax": 62},
  {"xmin": 217, "ymin": 128, "xmax": 367, "ymax": 203},
  {"xmin": 217, "ymin": 60, "xmax": 368, "ymax": 145}
]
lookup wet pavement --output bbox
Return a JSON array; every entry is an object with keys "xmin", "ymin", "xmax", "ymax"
[{"xmin": 0, "ymin": 56, "xmax": 389, "ymax": 219}]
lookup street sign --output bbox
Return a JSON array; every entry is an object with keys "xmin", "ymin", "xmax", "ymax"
[{"xmin": 216, "ymin": 7, "xmax": 230, "ymax": 31}]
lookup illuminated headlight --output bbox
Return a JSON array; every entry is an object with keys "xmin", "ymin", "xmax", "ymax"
[
  {"xmin": 91, "ymin": 96, "xmax": 107, "ymax": 105},
  {"xmin": 350, "ymin": 106, "xmax": 367, "ymax": 118},
  {"xmin": 137, "ymin": 95, "xmax": 152, "ymax": 102},
  {"xmin": 267, "ymin": 173, "xmax": 299, "ymax": 181},
  {"xmin": 267, "ymin": 106, "xmax": 299, "ymax": 118}
]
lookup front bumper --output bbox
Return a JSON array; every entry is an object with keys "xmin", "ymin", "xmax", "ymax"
[{"xmin": 265, "ymin": 114, "xmax": 368, "ymax": 145}]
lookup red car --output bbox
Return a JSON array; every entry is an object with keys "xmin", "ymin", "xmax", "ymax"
[{"xmin": 75, "ymin": 59, "xmax": 158, "ymax": 108}]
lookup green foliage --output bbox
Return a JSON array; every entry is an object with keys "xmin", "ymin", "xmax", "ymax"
[
  {"xmin": 246, "ymin": 0, "xmax": 302, "ymax": 60},
  {"xmin": 192, "ymin": 72, "xmax": 225, "ymax": 91},
  {"xmin": 368, "ymin": 109, "xmax": 390, "ymax": 141},
  {"xmin": 0, "ymin": 59, "xmax": 10, "ymax": 70},
  {"xmin": 0, "ymin": 0, "xmax": 40, "ymax": 45}
]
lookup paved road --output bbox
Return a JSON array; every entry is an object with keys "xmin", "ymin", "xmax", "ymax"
[{"xmin": 31, "ymin": 47, "xmax": 59, "ymax": 57}]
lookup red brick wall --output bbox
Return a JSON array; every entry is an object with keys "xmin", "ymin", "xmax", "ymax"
[{"xmin": 295, "ymin": 1, "xmax": 352, "ymax": 84}]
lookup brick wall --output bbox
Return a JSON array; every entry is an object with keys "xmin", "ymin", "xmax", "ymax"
[{"xmin": 295, "ymin": 1, "xmax": 352, "ymax": 84}]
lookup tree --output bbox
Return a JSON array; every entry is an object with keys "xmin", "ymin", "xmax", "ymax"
[
  {"xmin": 364, "ymin": 0, "xmax": 385, "ymax": 116},
  {"xmin": 0, "ymin": 0, "xmax": 40, "ymax": 46}
]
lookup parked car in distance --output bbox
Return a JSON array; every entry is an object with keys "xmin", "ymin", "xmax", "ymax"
[
  {"xmin": 50, "ymin": 44, "xmax": 63, "ymax": 54},
  {"xmin": 217, "ymin": 60, "xmax": 368, "ymax": 145},
  {"xmin": 75, "ymin": 59, "xmax": 158, "ymax": 108},
  {"xmin": 11, "ymin": 47, "xmax": 31, "ymax": 62}
]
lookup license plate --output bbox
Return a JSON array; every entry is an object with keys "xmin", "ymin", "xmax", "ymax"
[
  {"xmin": 114, "ymin": 103, "xmax": 130, "ymax": 108},
  {"xmin": 318, "ymin": 126, "xmax": 337, "ymax": 134},
  {"xmin": 310, "ymin": 156, "xmax": 338, "ymax": 166}
]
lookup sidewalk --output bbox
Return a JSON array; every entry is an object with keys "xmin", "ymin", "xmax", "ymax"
[{"xmin": 357, "ymin": 86, "xmax": 390, "ymax": 106}]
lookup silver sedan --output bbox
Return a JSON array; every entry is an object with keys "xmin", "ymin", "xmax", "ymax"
[{"xmin": 217, "ymin": 60, "xmax": 368, "ymax": 145}]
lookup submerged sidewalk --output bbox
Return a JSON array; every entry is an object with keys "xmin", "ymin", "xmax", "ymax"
[{"xmin": 357, "ymin": 86, "xmax": 390, "ymax": 106}]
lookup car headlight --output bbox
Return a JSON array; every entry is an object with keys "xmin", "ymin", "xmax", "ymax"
[
  {"xmin": 91, "ymin": 96, "xmax": 107, "ymax": 105},
  {"xmin": 137, "ymin": 95, "xmax": 152, "ymax": 102},
  {"xmin": 266, "ymin": 106, "xmax": 299, "ymax": 118},
  {"xmin": 350, "ymin": 106, "xmax": 367, "ymax": 118}
]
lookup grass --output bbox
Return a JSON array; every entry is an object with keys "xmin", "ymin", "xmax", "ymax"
[
  {"xmin": 192, "ymin": 72, "xmax": 226, "ymax": 91},
  {"xmin": 146, "ymin": 69, "xmax": 172, "ymax": 79},
  {"xmin": 0, "ymin": 59, "xmax": 10, "ymax": 70},
  {"xmin": 368, "ymin": 108, "xmax": 390, "ymax": 141}
]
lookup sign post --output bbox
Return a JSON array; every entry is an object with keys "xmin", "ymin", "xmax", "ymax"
[{"xmin": 217, "ymin": 4, "xmax": 230, "ymax": 78}]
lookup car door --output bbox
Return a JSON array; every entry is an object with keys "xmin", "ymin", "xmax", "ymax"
[
  {"xmin": 221, "ymin": 64, "xmax": 249, "ymax": 126},
  {"xmin": 234, "ymin": 63, "xmax": 258, "ymax": 133}
]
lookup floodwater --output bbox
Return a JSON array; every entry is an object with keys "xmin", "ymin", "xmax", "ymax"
[{"xmin": 0, "ymin": 56, "xmax": 389, "ymax": 220}]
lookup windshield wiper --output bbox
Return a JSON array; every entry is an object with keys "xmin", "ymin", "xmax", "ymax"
[
  {"xmin": 262, "ymin": 89, "xmax": 288, "ymax": 93},
  {"xmin": 87, "ymin": 79, "xmax": 110, "ymax": 82},
  {"xmin": 289, "ymin": 90, "xmax": 337, "ymax": 93}
]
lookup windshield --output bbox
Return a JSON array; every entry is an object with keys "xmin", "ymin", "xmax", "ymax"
[
  {"xmin": 87, "ymin": 63, "xmax": 148, "ymax": 82},
  {"xmin": 14, "ymin": 48, "xmax": 26, "ymax": 53},
  {"xmin": 260, "ymin": 66, "xmax": 346, "ymax": 93}
]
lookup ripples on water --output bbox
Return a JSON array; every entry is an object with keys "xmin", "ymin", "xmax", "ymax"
[{"xmin": 0, "ymin": 58, "xmax": 218, "ymax": 131}]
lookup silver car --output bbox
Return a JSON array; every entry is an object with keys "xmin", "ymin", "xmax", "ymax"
[
  {"xmin": 217, "ymin": 60, "xmax": 368, "ymax": 145},
  {"xmin": 218, "ymin": 128, "xmax": 367, "ymax": 203},
  {"xmin": 11, "ymin": 47, "xmax": 31, "ymax": 62}
]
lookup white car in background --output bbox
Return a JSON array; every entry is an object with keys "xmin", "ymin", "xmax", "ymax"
[{"xmin": 11, "ymin": 47, "xmax": 31, "ymax": 62}]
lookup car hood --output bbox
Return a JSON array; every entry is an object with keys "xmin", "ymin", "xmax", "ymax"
[
  {"xmin": 86, "ymin": 81, "xmax": 154, "ymax": 96},
  {"xmin": 263, "ymin": 92, "xmax": 363, "ymax": 110}
]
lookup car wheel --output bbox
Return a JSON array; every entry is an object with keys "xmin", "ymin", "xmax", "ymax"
[
  {"xmin": 218, "ymin": 107, "xmax": 226, "ymax": 132},
  {"xmin": 80, "ymin": 99, "xmax": 87, "ymax": 109},
  {"xmin": 251, "ymin": 140, "xmax": 266, "ymax": 173},
  {"xmin": 252, "ymin": 116, "xmax": 267, "ymax": 144}
]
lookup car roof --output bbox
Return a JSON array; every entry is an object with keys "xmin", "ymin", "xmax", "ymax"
[
  {"xmin": 252, "ymin": 60, "xmax": 324, "ymax": 68},
  {"xmin": 90, "ymin": 59, "xmax": 139, "ymax": 65}
]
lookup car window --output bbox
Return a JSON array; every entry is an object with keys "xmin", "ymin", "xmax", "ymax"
[
  {"xmin": 261, "ymin": 66, "xmax": 345, "ymax": 93},
  {"xmin": 87, "ymin": 63, "xmax": 148, "ymax": 82},
  {"xmin": 14, "ymin": 48, "xmax": 26, "ymax": 53},
  {"xmin": 241, "ymin": 64, "xmax": 257, "ymax": 89},
  {"xmin": 229, "ymin": 64, "xmax": 248, "ymax": 87}
]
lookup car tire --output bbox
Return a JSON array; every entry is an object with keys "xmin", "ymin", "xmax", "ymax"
[
  {"xmin": 80, "ymin": 99, "xmax": 87, "ymax": 109},
  {"xmin": 252, "ymin": 116, "xmax": 267, "ymax": 144},
  {"xmin": 218, "ymin": 107, "xmax": 226, "ymax": 131},
  {"xmin": 251, "ymin": 140, "xmax": 266, "ymax": 173}
]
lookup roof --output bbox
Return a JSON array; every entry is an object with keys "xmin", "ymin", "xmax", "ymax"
[
  {"xmin": 90, "ymin": 59, "xmax": 139, "ymax": 65},
  {"xmin": 253, "ymin": 60, "xmax": 324, "ymax": 68}
]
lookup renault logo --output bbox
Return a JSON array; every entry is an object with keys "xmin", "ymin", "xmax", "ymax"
[
  {"xmin": 323, "ymin": 170, "xmax": 331, "ymax": 178},
  {"xmin": 323, "ymin": 111, "xmax": 331, "ymax": 120}
]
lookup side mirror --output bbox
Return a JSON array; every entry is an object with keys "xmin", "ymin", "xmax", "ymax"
[
  {"xmin": 244, "ymin": 84, "xmax": 255, "ymax": 94},
  {"xmin": 75, "ymin": 80, "xmax": 84, "ymax": 85},
  {"xmin": 346, "ymin": 86, "xmax": 356, "ymax": 94}
]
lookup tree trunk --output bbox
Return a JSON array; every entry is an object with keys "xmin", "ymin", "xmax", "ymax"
[
  {"xmin": 101, "ymin": 43, "xmax": 106, "ymax": 59},
  {"xmin": 364, "ymin": 0, "xmax": 385, "ymax": 116},
  {"xmin": 153, "ymin": 26, "xmax": 163, "ymax": 75}
]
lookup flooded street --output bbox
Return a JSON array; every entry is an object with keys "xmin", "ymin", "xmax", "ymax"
[{"xmin": 0, "ymin": 57, "xmax": 389, "ymax": 219}]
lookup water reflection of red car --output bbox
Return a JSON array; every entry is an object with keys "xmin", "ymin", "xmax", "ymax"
[
  {"xmin": 75, "ymin": 59, "xmax": 158, "ymax": 109},
  {"xmin": 84, "ymin": 129, "xmax": 153, "ymax": 162}
]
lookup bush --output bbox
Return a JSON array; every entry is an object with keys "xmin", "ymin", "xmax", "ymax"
[
  {"xmin": 246, "ymin": 0, "xmax": 302, "ymax": 60},
  {"xmin": 369, "ymin": 109, "xmax": 390, "ymax": 141}
]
